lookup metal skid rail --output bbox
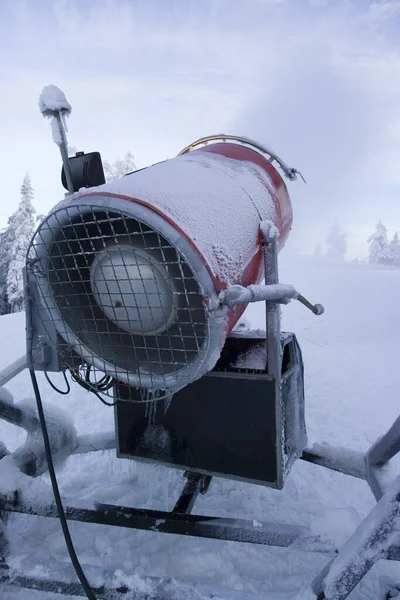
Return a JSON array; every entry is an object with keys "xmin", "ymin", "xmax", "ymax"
[{"xmin": 0, "ymin": 468, "xmax": 327, "ymax": 600}]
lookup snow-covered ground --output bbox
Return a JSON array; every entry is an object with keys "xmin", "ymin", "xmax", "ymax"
[{"xmin": 0, "ymin": 256, "xmax": 399, "ymax": 599}]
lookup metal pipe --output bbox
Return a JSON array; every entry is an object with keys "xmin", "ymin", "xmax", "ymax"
[
  {"xmin": 0, "ymin": 355, "xmax": 27, "ymax": 387},
  {"xmin": 55, "ymin": 112, "xmax": 74, "ymax": 195}
]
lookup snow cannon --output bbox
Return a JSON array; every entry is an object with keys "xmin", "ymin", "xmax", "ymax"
[
  {"xmin": 25, "ymin": 133, "xmax": 323, "ymax": 489},
  {"xmin": 27, "ymin": 136, "xmax": 294, "ymax": 393}
]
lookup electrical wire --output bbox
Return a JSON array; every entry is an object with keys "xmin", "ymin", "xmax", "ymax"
[
  {"xmin": 29, "ymin": 369, "xmax": 96, "ymax": 600},
  {"xmin": 44, "ymin": 369, "xmax": 71, "ymax": 395},
  {"xmin": 70, "ymin": 362, "xmax": 176, "ymax": 406},
  {"xmin": 69, "ymin": 365, "xmax": 116, "ymax": 406},
  {"xmin": 85, "ymin": 365, "xmax": 114, "ymax": 392}
]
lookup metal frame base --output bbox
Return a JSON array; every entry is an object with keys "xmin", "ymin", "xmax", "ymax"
[
  {"xmin": 0, "ymin": 437, "xmax": 399, "ymax": 600},
  {"xmin": 0, "ymin": 470, "xmax": 327, "ymax": 600}
]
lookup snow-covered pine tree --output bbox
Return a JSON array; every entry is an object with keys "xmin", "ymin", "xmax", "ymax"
[
  {"xmin": 0, "ymin": 223, "xmax": 14, "ymax": 314},
  {"xmin": 0, "ymin": 206, "xmax": 22, "ymax": 314},
  {"xmin": 5, "ymin": 174, "xmax": 37, "ymax": 313},
  {"xmin": 103, "ymin": 151, "xmax": 136, "ymax": 182},
  {"xmin": 367, "ymin": 220, "xmax": 390, "ymax": 265},
  {"xmin": 388, "ymin": 232, "xmax": 400, "ymax": 267},
  {"xmin": 325, "ymin": 221, "xmax": 347, "ymax": 261}
]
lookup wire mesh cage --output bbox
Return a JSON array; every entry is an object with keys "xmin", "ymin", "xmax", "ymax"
[{"xmin": 27, "ymin": 202, "xmax": 213, "ymax": 396}]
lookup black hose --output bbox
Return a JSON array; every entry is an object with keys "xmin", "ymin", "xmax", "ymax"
[
  {"xmin": 29, "ymin": 369, "xmax": 96, "ymax": 600},
  {"xmin": 44, "ymin": 369, "xmax": 71, "ymax": 395}
]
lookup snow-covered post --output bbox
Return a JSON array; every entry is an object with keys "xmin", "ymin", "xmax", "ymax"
[
  {"xmin": 260, "ymin": 222, "xmax": 281, "ymax": 381},
  {"xmin": 38, "ymin": 85, "xmax": 74, "ymax": 194}
]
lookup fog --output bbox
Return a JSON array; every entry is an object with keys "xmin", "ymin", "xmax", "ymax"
[{"xmin": 235, "ymin": 1, "xmax": 400, "ymax": 256}]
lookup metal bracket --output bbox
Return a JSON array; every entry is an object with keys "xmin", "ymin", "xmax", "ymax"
[{"xmin": 173, "ymin": 472, "xmax": 213, "ymax": 514}]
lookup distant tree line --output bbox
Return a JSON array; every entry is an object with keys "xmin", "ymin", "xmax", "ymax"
[
  {"xmin": 0, "ymin": 152, "xmax": 136, "ymax": 316},
  {"xmin": 314, "ymin": 219, "xmax": 400, "ymax": 266},
  {"xmin": 314, "ymin": 221, "xmax": 348, "ymax": 262}
]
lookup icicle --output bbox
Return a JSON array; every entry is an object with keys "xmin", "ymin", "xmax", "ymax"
[{"xmin": 164, "ymin": 394, "xmax": 173, "ymax": 413}]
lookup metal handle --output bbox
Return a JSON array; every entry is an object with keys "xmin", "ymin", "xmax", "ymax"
[
  {"xmin": 296, "ymin": 295, "xmax": 324, "ymax": 315},
  {"xmin": 219, "ymin": 285, "xmax": 324, "ymax": 316},
  {"xmin": 178, "ymin": 134, "xmax": 301, "ymax": 181}
]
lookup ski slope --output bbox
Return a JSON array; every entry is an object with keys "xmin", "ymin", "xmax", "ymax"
[{"xmin": 0, "ymin": 257, "xmax": 399, "ymax": 599}]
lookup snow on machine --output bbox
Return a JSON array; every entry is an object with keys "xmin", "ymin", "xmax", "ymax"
[{"xmin": 0, "ymin": 86, "xmax": 399, "ymax": 600}]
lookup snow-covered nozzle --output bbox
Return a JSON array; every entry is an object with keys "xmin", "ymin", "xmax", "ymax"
[
  {"xmin": 39, "ymin": 85, "xmax": 72, "ymax": 118},
  {"xmin": 219, "ymin": 283, "xmax": 298, "ymax": 307},
  {"xmin": 219, "ymin": 284, "xmax": 324, "ymax": 315}
]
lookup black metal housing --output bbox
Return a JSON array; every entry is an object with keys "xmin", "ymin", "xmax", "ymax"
[
  {"xmin": 61, "ymin": 151, "xmax": 105, "ymax": 192},
  {"xmin": 115, "ymin": 332, "xmax": 306, "ymax": 489}
]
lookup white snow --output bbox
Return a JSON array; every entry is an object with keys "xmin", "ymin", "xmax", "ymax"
[
  {"xmin": 310, "ymin": 507, "xmax": 362, "ymax": 549},
  {"xmin": 1, "ymin": 257, "xmax": 400, "ymax": 599},
  {"xmin": 38, "ymin": 85, "xmax": 72, "ymax": 117},
  {"xmin": 0, "ymin": 454, "xmax": 51, "ymax": 503},
  {"xmin": 232, "ymin": 344, "xmax": 266, "ymax": 370}
]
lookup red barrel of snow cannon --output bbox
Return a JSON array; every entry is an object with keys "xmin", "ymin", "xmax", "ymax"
[{"xmin": 32, "ymin": 135, "xmax": 297, "ymax": 393}]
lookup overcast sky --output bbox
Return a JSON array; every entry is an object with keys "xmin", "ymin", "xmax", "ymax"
[{"xmin": 1, "ymin": 0, "xmax": 400, "ymax": 257}]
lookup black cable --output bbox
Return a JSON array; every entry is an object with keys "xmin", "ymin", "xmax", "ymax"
[
  {"xmin": 44, "ymin": 369, "xmax": 71, "ymax": 395},
  {"xmin": 69, "ymin": 366, "xmax": 116, "ymax": 406},
  {"xmin": 84, "ymin": 365, "xmax": 114, "ymax": 392},
  {"xmin": 87, "ymin": 387, "xmax": 116, "ymax": 407},
  {"xmin": 29, "ymin": 369, "xmax": 97, "ymax": 600}
]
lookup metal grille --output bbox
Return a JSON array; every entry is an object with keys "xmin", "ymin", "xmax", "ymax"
[{"xmin": 27, "ymin": 204, "xmax": 208, "ymax": 394}]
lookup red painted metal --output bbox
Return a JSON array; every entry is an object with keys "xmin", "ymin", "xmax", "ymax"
[{"xmin": 73, "ymin": 141, "xmax": 294, "ymax": 337}]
